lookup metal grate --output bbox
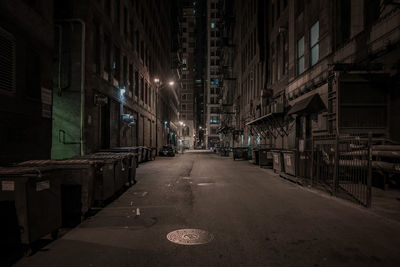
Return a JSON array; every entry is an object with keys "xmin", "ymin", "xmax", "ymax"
[{"xmin": 0, "ymin": 27, "xmax": 16, "ymax": 92}]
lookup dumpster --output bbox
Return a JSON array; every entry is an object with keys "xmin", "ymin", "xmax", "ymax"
[
  {"xmin": 137, "ymin": 147, "xmax": 145, "ymax": 163},
  {"xmin": 233, "ymin": 147, "xmax": 248, "ymax": 160},
  {"xmin": 80, "ymin": 154, "xmax": 129, "ymax": 195},
  {"xmin": 220, "ymin": 147, "xmax": 230, "ymax": 157},
  {"xmin": 101, "ymin": 147, "xmax": 139, "ymax": 168},
  {"xmin": 150, "ymin": 147, "xmax": 157, "ymax": 160},
  {"xmin": 16, "ymin": 159, "xmax": 99, "ymax": 226},
  {"xmin": 0, "ymin": 166, "xmax": 61, "ymax": 253},
  {"xmin": 252, "ymin": 148, "xmax": 260, "ymax": 165},
  {"xmin": 96, "ymin": 152, "xmax": 137, "ymax": 185},
  {"xmin": 283, "ymin": 150, "xmax": 296, "ymax": 176},
  {"xmin": 259, "ymin": 148, "xmax": 273, "ymax": 168},
  {"xmin": 272, "ymin": 150, "xmax": 284, "ymax": 173}
]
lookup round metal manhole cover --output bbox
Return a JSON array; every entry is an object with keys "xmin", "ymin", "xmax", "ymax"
[{"xmin": 166, "ymin": 229, "xmax": 214, "ymax": 245}]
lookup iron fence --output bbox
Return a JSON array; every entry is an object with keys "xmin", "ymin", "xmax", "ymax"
[{"xmin": 312, "ymin": 134, "xmax": 372, "ymax": 207}]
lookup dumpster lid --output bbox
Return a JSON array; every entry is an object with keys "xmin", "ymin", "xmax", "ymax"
[
  {"xmin": 287, "ymin": 93, "xmax": 326, "ymax": 116},
  {"xmin": 17, "ymin": 159, "xmax": 97, "ymax": 167},
  {"xmin": 0, "ymin": 166, "xmax": 55, "ymax": 176}
]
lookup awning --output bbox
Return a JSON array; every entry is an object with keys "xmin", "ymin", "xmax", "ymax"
[
  {"xmin": 287, "ymin": 93, "xmax": 326, "ymax": 115},
  {"xmin": 246, "ymin": 112, "xmax": 288, "ymax": 138}
]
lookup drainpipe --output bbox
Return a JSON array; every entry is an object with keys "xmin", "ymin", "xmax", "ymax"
[{"xmin": 56, "ymin": 19, "xmax": 86, "ymax": 156}]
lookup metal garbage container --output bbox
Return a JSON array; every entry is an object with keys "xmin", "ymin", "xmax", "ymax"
[
  {"xmin": 16, "ymin": 159, "xmax": 99, "ymax": 226},
  {"xmin": 80, "ymin": 154, "xmax": 129, "ymax": 195},
  {"xmin": 259, "ymin": 148, "xmax": 273, "ymax": 168},
  {"xmin": 272, "ymin": 150, "xmax": 283, "ymax": 173},
  {"xmin": 252, "ymin": 148, "xmax": 260, "ymax": 165},
  {"xmin": 101, "ymin": 147, "xmax": 139, "ymax": 168},
  {"xmin": 150, "ymin": 147, "xmax": 157, "ymax": 160},
  {"xmin": 233, "ymin": 147, "xmax": 248, "ymax": 160},
  {"xmin": 96, "ymin": 152, "xmax": 137, "ymax": 185},
  {"xmin": 282, "ymin": 150, "xmax": 296, "ymax": 176},
  {"xmin": 0, "ymin": 166, "xmax": 62, "ymax": 253}
]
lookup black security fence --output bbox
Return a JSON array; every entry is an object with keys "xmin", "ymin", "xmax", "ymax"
[{"xmin": 311, "ymin": 135, "xmax": 372, "ymax": 207}]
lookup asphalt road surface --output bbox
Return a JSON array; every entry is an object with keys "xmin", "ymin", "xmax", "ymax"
[{"xmin": 14, "ymin": 151, "xmax": 400, "ymax": 266}]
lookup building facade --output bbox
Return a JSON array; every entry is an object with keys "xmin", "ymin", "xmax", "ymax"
[
  {"xmin": 52, "ymin": 0, "xmax": 180, "ymax": 159},
  {"xmin": 205, "ymin": 0, "xmax": 224, "ymax": 148},
  {"xmin": 0, "ymin": 0, "xmax": 54, "ymax": 165},
  {"xmin": 177, "ymin": 0, "xmax": 196, "ymax": 149},
  {"xmin": 221, "ymin": 0, "xmax": 400, "ymax": 178}
]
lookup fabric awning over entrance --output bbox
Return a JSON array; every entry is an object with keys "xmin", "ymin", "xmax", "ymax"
[{"xmin": 287, "ymin": 93, "xmax": 326, "ymax": 115}]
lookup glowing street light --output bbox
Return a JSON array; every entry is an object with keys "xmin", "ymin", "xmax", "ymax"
[
  {"xmin": 154, "ymin": 78, "xmax": 160, "ymax": 83},
  {"xmin": 169, "ymin": 81, "xmax": 175, "ymax": 86}
]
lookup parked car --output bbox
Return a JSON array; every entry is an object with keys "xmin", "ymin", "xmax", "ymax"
[{"xmin": 160, "ymin": 145, "xmax": 175, "ymax": 157}]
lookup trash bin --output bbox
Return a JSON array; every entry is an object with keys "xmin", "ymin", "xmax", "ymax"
[
  {"xmin": 233, "ymin": 147, "xmax": 248, "ymax": 160},
  {"xmin": 101, "ymin": 147, "xmax": 139, "ymax": 168},
  {"xmin": 96, "ymin": 152, "xmax": 137, "ymax": 185},
  {"xmin": 272, "ymin": 150, "xmax": 283, "ymax": 173},
  {"xmin": 282, "ymin": 150, "xmax": 296, "ymax": 176},
  {"xmin": 137, "ymin": 147, "xmax": 145, "ymax": 163},
  {"xmin": 16, "ymin": 159, "xmax": 99, "ymax": 226},
  {"xmin": 259, "ymin": 148, "xmax": 273, "ymax": 168},
  {"xmin": 0, "ymin": 166, "xmax": 62, "ymax": 252},
  {"xmin": 252, "ymin": 148, "xmax": 260, "ymax": 165},
  {"xmin": 150, "ymin": 147, "xmax": 157, "ymax": 160},
  {"xmin": 80, "ymin": 154, "xmax": 129, "ymax": 195}
]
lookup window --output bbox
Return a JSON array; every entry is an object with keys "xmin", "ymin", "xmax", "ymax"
[
  {"xmin": 104, "ymin": 35, "xmax": 111, "ymax": 73},
  {"xmin": 140, "ymin": 76, "xmax": 144, "ymax": 101},
  {"xmin": 25, "ymin": 49, "xmax": 41, "ymax": 98},
  {"xmin": 182, "ymin": 104, "xmax": 186, "ymax": 110},
  {"xmin": 297, "ymin": 36, "xmax": 305, "ymax": 75},
  {"xmin": 310, "ymin": 21, "xmax": 319, "ymax": 66},
  {"xmin": 145, "ymin": 82, "xmax": 148, "ymax": 104},
  {"xmin": 129, "ymin": 64, "xmax": 133, "ymax": 96},
  {"xmin": 182, "ymin": 94, "xmax": 187, "ymax": 100},
  {"xmin": 123, "ymin": 7, "xmax": 128, "ymax": 35},
  {"xmin": 135, "ymin": 71, "xmax": 139, "ymax": 96},
  {"xmin": 93, "ymin": 21, "xmax": 101, "ymax": 74},
  {"xmin": 0, "ymin": 27, "xmax": 16, "ymax": 92},
  {"xmin": 113, "ymin": 46, "xmax": 120, "ymax": 80},
  {"xmin": 211, "ymin": 22, "xmax": 215, "ymax": 29},
  {"xmin": 114, "ymin": 0, "xmax": 120, "ymax": 26},
  {"xmin": 123, "ymin": 56, "xmax": 127, "ymax": 83}
]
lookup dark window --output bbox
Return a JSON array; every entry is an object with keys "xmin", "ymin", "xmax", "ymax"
[
  {"xmin": 103, "ymin": 35, "xmax": 111, "ymax": 73},
  {"xmin": 124, "ymin": 7, "xmax": 128, "ymax": 35},
  {"xmin": 129, "ymin": 64, "xmax": 133, "ymax": 96},
  {"xmin": 113, "ymin": 45, "xmax": 120, "ymax": 80},
  {"xmin": 93, "ymin": 21, "xmax": 101, "ymax": 74},
  {"xmin": 0, "ymin": 27, "xmax": 16, "ymax": 92},
  {"xmin": 135, "ymin": 31, "xmax": 139, "ymax": 52},
  {"xmin": 145, "ymin": 81, "xmax": 148, "ymax": 104},
  {"xmin": 114, "ymin": 0, "xmax": 120, "ymax": 26},
  {"xmin": 123, "ymin": 56, "xmax": 127, "ymax": 83},
  {"xmin": 140, "ymin": 76, "xmax": 144, "ymax": 101},
  {"xmin": 140, "ymin": 41, "xmax": 144, "ymax": 61},
  {"xmin": 25, "ymin": 49, "xmax": 41, "ymax": 99},
  {"xmin": 135, "ymin": 71, "xmax": 139, "ymax": 96}
]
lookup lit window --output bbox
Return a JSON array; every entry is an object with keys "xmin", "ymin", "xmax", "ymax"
[
  {"xmin": 310, "ymin": 21, "xmax": 319, "ymax": 66},
  {"xmin": 297, "ymin": 36, "xmax": 305, "ymax": 75},
  {"xmin": 211, "ymin": 22, "xmax": 215, "ymax": 28}
]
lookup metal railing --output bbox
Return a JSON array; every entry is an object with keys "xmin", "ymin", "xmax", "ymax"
[{"xmin": 312, "ymin": 134, "xmax": 372, "ymax": 207}]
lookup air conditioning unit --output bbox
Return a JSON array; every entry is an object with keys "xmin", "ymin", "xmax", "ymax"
[{"xmin": 121, "ymin": 114, "xmax": 135, "ymax": 126}]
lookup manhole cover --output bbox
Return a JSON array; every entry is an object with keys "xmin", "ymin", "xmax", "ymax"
[{"xmin": 166, "ymin": 229, "xmax": 214, "ymax": 245}]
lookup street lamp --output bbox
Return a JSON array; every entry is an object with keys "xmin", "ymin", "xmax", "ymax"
[{"xmin": 154, "ymin": 78, "xmax": 174, "ymax": 154}]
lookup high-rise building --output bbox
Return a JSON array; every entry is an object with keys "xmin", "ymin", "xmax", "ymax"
[
  {"xmin": 206, "ymin": 0, "xmax": 223, "ymax": 148},
  {"xmin": 177, "ymin": 0, "xmax": 196, "ymax": 149}
]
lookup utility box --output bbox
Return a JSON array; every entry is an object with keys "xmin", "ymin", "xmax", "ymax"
[{"xmin": 0, "ymin": 167, "xmax": 62, "ymax": 249}]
